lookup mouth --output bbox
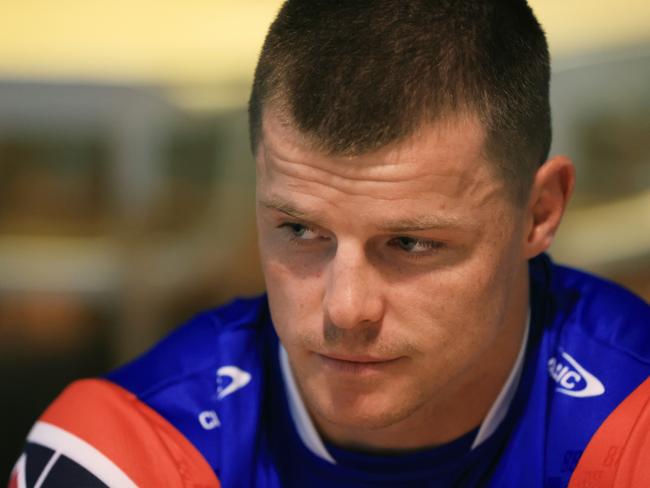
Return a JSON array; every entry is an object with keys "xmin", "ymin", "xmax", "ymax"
[{"xmin": 316, "ymin": 352, "xmax": 404, "ymax": 375}]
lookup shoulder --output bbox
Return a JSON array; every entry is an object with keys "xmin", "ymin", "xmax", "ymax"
[
  {"xmin": 104, "ymin": 295, "xmax": 273, "ymax": 473},
  {"xmin": 530, "ymin": 256, "xmax": 650, "ymax": 481},
  {"xmin": 106, "ymin": 294, "xmax": 271, "ymax": 398},
  {"xmin": 8, "ymin": 378, "xmax": 220, "ymax": 487},
  {"xmin": 489, "ymin": 257, "xmax": 649, "ymax": 485},
  {"xmin": 104, "ymin": 294, "xmax": 275, "ymax": 481},
  {"xmin": 533, "ymin": 254, "xmax": 650, "ymax": 363},
  {"xmin": 10, "ymin": 295, "xmax": 273, "ymax": 487},
  {"xmin": 569, "ymin": 375, "xmax": 650, "ymax": 487}
]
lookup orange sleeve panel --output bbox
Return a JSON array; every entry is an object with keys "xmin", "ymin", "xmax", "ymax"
[
  {"xmin": 569, "ymin": 375, "xmax": 650, "ymax": 488},
  {"xmin": 38, "ymin": 378, "xmax": 220, "ymax": 488}
]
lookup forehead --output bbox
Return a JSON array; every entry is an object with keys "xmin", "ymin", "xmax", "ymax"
[
  {"xmin": 256, "ymin": 109, "xmax": 510, "ymax": 230},
  {"xmin": 256, "ymin": 109, "xmax": 514, "ymax": 239}
]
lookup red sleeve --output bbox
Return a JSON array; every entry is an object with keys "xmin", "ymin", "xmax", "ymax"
[
  {"xmin": 569, "ymin": 375, "xmax": 650, "ymax": 488},
  {"xmin": 8, "ymin": 378, "xmax": 220, "ymax": 488}
]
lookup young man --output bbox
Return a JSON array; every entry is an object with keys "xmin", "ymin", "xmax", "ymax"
[{"xmin": 10, "ymin": 1, "xmax": 650, "ymax": 487}]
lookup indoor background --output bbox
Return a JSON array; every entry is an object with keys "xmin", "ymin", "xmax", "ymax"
[{"xmin": 1, "ymin": 0, "xmax": 649, "ymax": 475}]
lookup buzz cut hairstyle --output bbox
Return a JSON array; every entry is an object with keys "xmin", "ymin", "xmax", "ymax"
[{"xmin": 249, "ymin": 0, "xmax": 552, "ymax": 204}]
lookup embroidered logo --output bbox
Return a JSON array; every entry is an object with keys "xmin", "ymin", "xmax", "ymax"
[
  {"xmin": 216, "ymin": 365, "xmax": 252, "ymax": 400},
  {"xmin": 548, "ymin": 351, "xmax": 605, "ymax": 398},
  {"xmin": 198, "ymin": 365, "xmax": 252, "ymax": 431}
]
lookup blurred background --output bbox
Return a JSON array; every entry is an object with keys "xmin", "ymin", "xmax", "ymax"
[{"xmin": 1, "ymin": 0, "xmax": 649, "ymax": 474}]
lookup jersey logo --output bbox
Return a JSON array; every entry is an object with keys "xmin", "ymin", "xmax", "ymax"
[
  {"xmin": 198, "ymin": 365, "xmax": 252, "ymax": 430},
  {"xmin": 216, "ymin": 365, "xmax": 251, "ymax": 400},
  {"xmin": 548, "ymin": 351, "xmax": 605, "ymax": 398}
]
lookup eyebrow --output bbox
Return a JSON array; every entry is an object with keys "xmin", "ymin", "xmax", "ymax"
[
  {"xmin": 377, "ymin": 215, "xmax": 464, "ymax": 233},
  {"xmin": 259, "ymin": 197, "xmax": 314, "ymax": 221},
  {"xmin": 259, "ymin": 196, "xmax": 466, "ymax": 232}
]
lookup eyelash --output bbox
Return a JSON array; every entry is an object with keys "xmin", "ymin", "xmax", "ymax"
[
  {"xmin": 277, "ymin": 222, "xmax": 446, "ymax": 257},
  {"xmin": 387, "ymin": 236, "xmax": 446, "ymax": 255},
  {"xmin": 278, "ymin": 222, "xmax": 324, "ymax": 244}
]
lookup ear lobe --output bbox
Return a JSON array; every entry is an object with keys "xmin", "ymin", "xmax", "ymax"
[{"xmin": 524, "ymin": 155, "xmax": 575, "ymax": 259}]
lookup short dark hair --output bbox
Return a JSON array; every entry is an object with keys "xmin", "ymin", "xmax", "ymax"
[{"xmin": 249, "ymin": 0, "xmax": 551, "ymax": 204}]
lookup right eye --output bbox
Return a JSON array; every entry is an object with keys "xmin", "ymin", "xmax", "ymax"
[{"xmin": 278, "ymin": 222, "xmax": 322, "ymax": 241}]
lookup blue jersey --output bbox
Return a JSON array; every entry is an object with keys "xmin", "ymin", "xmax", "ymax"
[{"xmin": 10, "ymin": 254, "xmax": 650, "ymax": 487}]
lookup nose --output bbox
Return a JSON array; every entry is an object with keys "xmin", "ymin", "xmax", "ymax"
[{"xmin": 323, "ymin": 242, "xmax": 384, "ymax": 330}]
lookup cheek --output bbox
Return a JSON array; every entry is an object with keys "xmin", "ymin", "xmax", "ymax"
[
  {"xmin": 262, "ymin": 256, "xmax": 325, "ymax": 340},
  {"xmin": 263, "ymin": 253, "xmax": 324, "ymax": 299},
  {"xmin": 387, "ymin": 258, "xmax": 507, "ymax": 351},
  {"xmin": 258, "ymin": 223, "xmax": 330, "ymax": 281}
]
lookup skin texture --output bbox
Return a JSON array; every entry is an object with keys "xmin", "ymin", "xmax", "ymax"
[{"xmin": 255, "ymin": 109, "xmax": 574, "ymax": 452}]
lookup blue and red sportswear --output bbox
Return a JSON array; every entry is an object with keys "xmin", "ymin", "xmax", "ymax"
[{"xmin": 9, "ymin": 254, "xmax": 650, "ymax": 487}]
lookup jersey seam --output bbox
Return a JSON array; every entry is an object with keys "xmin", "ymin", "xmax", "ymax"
[
  {"xmin": 566, "ymin": 300, "xmax": 650, "ymax": 366},
  {"xmin": 133, "ymin": 312, "xmax": 228, "ymax": 400}
]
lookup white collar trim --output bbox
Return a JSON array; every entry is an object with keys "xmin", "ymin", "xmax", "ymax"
[
  {"xmin": 470, "ymin": 310, "xmax": 530, "ymax": 448},
  {"xmin": 279, "ymin": 311, "xmax": 530, "ymax": 463},
  {"xmin": 279, "ymin": 345, "xmax": 337, "ymax": 464}
]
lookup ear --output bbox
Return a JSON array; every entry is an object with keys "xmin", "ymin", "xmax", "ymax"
[{"xmin": 523, "ymin": 155, "xmax": 575, "ymax": 259}]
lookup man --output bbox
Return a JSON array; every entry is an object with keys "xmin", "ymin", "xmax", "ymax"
[{"xmin": 10, "ymin": 1, "xmax": 650, "ymax": 487}]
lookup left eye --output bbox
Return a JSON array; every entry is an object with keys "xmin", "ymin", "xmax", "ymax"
[{"xmin": 389, "ymin": 236, "xmax": 443, "ymax": 253}]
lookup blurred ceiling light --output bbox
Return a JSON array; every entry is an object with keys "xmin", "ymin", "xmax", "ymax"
[{"xmin": 0, "ymin": 1, "xmax": 648, "ymax": 85}]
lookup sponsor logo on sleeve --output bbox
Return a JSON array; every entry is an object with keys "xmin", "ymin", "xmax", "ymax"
[
  {"xmin": 198, "ymin": 365, "xmax": 252, "ymax": 430},
  {"xmin": 216, "ymin": 365, "xmax": 252, "ymax": 400}
]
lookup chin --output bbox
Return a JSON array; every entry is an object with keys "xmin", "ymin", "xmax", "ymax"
[{"xmin": 306, "ymin": 382, "xmax": 420, "ymax": 432}]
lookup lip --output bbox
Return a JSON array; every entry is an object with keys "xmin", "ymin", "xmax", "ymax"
[
  {"xmin": 320, "ymin": 352, "xmax": 400, "ymax": 363},
  {"xmin": 316, "ymin": 352, "xmax": 403, "ymax": 374}
]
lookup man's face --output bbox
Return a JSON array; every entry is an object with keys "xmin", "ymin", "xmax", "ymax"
[{"xmin": 255, "ymin": 110, "xmax": 531, "ymax": 448}]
